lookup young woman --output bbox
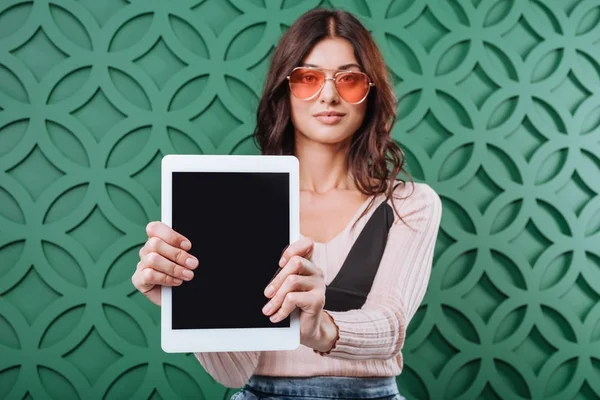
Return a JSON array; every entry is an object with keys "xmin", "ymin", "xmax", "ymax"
[{"xmin": 132, "ymin": 8, "xmax": 441, "ymax": 400}]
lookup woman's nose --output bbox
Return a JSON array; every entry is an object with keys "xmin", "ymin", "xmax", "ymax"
[{"xmin": 319, "ymin": 78, "xmax": 340, "ymax": 104}]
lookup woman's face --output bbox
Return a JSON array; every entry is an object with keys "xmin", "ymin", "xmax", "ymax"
[{"xmin": 289, "ymin": 37, "xmax": 368, "ymax": 147}]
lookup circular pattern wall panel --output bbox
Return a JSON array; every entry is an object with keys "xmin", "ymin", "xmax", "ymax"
[{"xmin": 1, "ymin": 0, "xmax": 599, "ymax": 399}]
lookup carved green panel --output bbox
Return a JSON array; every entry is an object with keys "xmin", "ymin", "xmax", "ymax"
[{"xmin": 1, "ymin": 0, "xmax": 599, "ymax": 399}]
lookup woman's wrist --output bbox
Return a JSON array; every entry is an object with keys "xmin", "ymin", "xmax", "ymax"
[{"xmin": 312, "ymin": 310, "xmax": 339, "ymax": 355}]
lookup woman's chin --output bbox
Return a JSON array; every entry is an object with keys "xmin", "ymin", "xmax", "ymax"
[{"xmin": 300, "ymin": 126, "xmax": 354, "ymax": 146}]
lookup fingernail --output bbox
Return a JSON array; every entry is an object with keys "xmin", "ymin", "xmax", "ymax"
[
  {"xmin": 278, "ymin": 257, "xmax": 286, "ymax": 267},
  {"xmin": 265, "ymin": 285, "xmax": 274, "ymax": 297},
  {"xmin": 186, "ymin": 257, "xmax": 198, "ymax": 268},
  {"xmin": 181, "ymin": 241, "xmax": 191, "ymax": 250},
  {"xmin": 174, "ymin": 278, "xmax": 183, "ymax": 285},
  {"xmin": 182, "ymin": 270, "xmax": 194, "ymax": 280},
  {"xmin": 270, "ymin": 315, "xmax": 279, "ymax": 323},
  {"xmin": 262, "ymin": 303, "xmax": 272, "ymax": 314}
]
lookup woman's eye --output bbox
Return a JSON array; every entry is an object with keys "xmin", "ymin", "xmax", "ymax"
[
  {"xmin": 301, "ymin": 74, "xmax": 317, "ymax": 83},
  {"xmin": 339, "ymin": 74, "xmax": 356, "ymax": 83}
]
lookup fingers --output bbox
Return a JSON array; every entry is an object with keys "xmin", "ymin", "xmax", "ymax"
[
  {"xmin": 138, "ymin": 251, "xmax": 195, "ymax": 282},
  {"xmin": 279, "ymin": 237, "xmax": 314, "ymax": 267},
  {"xmin": 145, "ymin": 221, "xmax": 192, "ymax": 251},
  {"xmin": 268, "ymin": 291, "xmax": 323, "ymax": 323},
  {"xmin": 132, "ymin": 265, "xmax": 184, "ymax": 294},
  {"xmin": 140, "ymin": 236, "xmax": 198, "ymax": 270},
  {"xmin": 265, "ymin": 255, "xmax": 320, "ymax": 298},
  {"xmin": 263, "ymin": 274, "xmax": 316, "ymax": 317},
  {"xmin": 133, "ymin": 221, "xmax": 195, "ymax": 306},
  {"xmin": 262, "ymin": 255, "xmax": 325, "ymax": 323}
]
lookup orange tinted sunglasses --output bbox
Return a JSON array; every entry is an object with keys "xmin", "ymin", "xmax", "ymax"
[{"xmin": 286, "ymin": 67, "xmax": 374, "ymax": 104}]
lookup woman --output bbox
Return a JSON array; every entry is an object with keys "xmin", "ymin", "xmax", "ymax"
[{"xmin": 132, "ymin": 8, "xmax": 441, "ymax": 400}]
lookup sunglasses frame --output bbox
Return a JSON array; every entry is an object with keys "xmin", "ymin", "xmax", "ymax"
[{"xmin": 286, "ymin": 66, "xmax": 375, "ymax": 104}]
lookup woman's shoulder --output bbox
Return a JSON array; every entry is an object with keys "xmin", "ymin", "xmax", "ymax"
[
  {"xmin": 389, "ymin": 180, "xmax": 440, "ymax": 203},
  {"xmin": 386, "ymin": 180, "xmax": 442, "ymax": 221}
]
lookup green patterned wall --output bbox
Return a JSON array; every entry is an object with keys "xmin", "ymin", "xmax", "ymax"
[{"xmin": 1, "ymin": 0, "xmax": 599, "ymax": 399}]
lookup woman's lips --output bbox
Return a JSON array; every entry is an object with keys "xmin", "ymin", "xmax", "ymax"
[{"xmin": 313, "ymin": 112, "xmax": 345, "ymax": 125}]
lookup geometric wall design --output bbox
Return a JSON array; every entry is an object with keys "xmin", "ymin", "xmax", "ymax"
[{"xmin": 1, "ymin": 0, "xmax": 599, "ymax": 398}]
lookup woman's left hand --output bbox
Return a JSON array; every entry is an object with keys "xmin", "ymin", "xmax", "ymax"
[{"xmin": 262, "ymin": 237, "xmax": 338, "ymax": 353}]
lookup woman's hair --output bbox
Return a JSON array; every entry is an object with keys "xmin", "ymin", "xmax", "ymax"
[{"xmin": 253, "ymin": 8, "xmax": 413, "ymax": 220}]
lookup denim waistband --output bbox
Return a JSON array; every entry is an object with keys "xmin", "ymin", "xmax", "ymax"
[{"xmin": 245, "ymin": 375, "xmax": 399, "ymax": 399}]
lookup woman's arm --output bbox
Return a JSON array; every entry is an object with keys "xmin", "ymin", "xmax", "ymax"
[
  {"xmin": 321, "ymin": 183, "xmax": 442, "ymax": 360},
  {"xmin": 193, "ymin": 351, "xmax": 260, "ymax": 388}
]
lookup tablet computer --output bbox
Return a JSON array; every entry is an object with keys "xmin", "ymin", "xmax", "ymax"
[{"xmin": 160, "ymin": 154, "xmax": 300, "ymax": 353}]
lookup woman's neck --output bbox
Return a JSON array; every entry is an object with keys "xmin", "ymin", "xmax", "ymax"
[{"xmin": 294, "ymin": 136, "xmax": 354, "ymax": 194}]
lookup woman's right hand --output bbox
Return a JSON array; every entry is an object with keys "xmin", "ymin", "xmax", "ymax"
[{"xmin": 131, "ymin": 221, "xmax": 198, "ymax": 306}]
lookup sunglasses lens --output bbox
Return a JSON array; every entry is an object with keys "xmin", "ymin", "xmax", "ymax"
[
  {"xmin": 335, "ymin": 72, "xmax": 370, "ymax": 103},
  {"xmin": 289, "ymin": 69, "xmax": 325, "ymax": 100}
]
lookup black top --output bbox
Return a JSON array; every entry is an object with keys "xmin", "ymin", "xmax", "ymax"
[{"xmin": 324, "ymin": 200, "xmax": 395, "ymax": 312}]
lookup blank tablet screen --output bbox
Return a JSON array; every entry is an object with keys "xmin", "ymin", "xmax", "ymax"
[{"xmin": 171, "ymin": 172, "xmax": 290, "ymax": 330}]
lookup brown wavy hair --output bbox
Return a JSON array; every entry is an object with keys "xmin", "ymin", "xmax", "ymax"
[{"xmin": 253, "ymin": 8, "xmax": 413, "ymax": 220}]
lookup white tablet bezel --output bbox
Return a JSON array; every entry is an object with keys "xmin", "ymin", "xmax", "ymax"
[{"xmin": 160, "ymin": 154, "xmax": 300, "ymax": 353}]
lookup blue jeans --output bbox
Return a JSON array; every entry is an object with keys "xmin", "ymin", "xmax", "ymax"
[{"xmin": 231, "ymin": 375, "xmax": 406, "ymax": 399}]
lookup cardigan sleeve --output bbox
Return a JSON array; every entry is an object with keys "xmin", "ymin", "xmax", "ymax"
[
  {"xmin": 324, "ymin": 183, "xmax": 442, "ymax": 360},
  {"xmin": 193, "ymin": 351, "xmax": 261, "ymax": 388}
]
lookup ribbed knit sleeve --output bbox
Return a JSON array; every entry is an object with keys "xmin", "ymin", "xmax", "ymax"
[{"xmin": 193, "ymin": 351, "xmax": 260, "ymax": 388}]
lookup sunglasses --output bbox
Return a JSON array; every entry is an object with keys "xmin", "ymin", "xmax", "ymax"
[{"xmin": 286, "ymin": 67, "xmax": 375, "ymax": 104}]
